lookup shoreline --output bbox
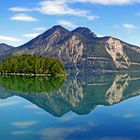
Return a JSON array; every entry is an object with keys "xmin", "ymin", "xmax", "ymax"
[
  {"xmin": 1, "ymin": 70, "xmax": 140, "ymax": 77},
  {"xmin": 0, "ymin": 73, "xmax": 67, "ymax": 77}
]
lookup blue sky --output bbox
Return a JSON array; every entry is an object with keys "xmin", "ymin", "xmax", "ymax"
[{"xmin": 1, "ymin": 0, "xmax": 140, "ymax": 47}]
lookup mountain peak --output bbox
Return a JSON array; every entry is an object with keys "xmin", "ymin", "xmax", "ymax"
[
  {"xmin": 42, "ymin": 25, "xmax": 70, "ymax": 38},
  {"xmin": 52, "ymin": 25, "xmax": 65, "ymax": 29},
  {"xmin": 73, "ymin": 27, "xmax": 91, "ymax": 31},
  {"xmin": 72, "ymin": 27, "xmax": 97, "ymax": 39},
  {"xmin": 19, "ymin": 25, "xmax": 70, "ymax": 49},
  {"xmin": 48, "ymin": 25, "xmax": 69, "ymax": 33}
]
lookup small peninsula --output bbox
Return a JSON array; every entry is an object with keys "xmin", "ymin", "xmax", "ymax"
[{"xmin": 0, "ymin": 55, "xmax": 66, "ymax": 76}]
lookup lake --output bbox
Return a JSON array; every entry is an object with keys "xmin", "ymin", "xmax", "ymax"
[{"xmin": 0, "ymin": 72, "xmax": 140, "ymax": 140}]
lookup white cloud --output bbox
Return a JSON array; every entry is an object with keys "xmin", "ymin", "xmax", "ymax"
[
  {"xmin": 9, "ymin": 7, "xmax": 31, "ymax": 12},
  {"xmin": 86, "ymin": 15, "xmax": 100, "ymax": 20},
  {"xmin": 10, "ymin": 13, "xmax": 38, "ymax": 22},
  {"xmin": 10, "ymin": 130, "xmax": 33, "ymax": 135},
  {"xmin": 96, "ymin": 34, "xmax": 104, "ymax": 37},
  {"xmin": 123, "ymin": 113, "xmax": 135, "ymax": 118},
  {"xmin": 39, "ymin": 122, "xmax": 97, "ymax": 140},
  {"xmin": 9, "ymin": 1, "xmax": 99, "ymax": 20},
  {"xmin": 38, "ymin": 1, "xmax": 88, "ymax": 16},
  {"xmin": 39, "ymin": 126, "xmax": 87, "ymax": 140},
  {"xmin": 0, "ymin": 101, "xmax": 20, "ymax": 107},
  {"xmin": 23, "ymin": 33, "xmax": 40, "ymax": 38},
  {"xmin": 24, "ymin": 104, "xmax": 40, "ymax": 109},
  {"xmin": 123, "ymin": 23, "xmax": 136, "ymax": 29},
  {"xmin": 34, "ymin": 27, "xmax": 47, "ymax": 31},
  {"xmin": 0, "ymin": 35, "xmax": 21, "ymax": 42},
  {"xmin": 122, "ymin": 23, "xmax": 137, "ymax": 34},
  {"xmin": 58, "ymin": 20, "xmax": 77, "ymax": 28},
  {"xmin": 37, "ymin": 0, "xmax": 98, "ymax": 20},
  {"xmin": 70, "ymin": 0, "xmax": 140, "ymax": 5},
  {"xmin": 12, "ymin": 121, "xmax": 38, "ymax": 129},
  {"xmin": 122, "ymin": 23, "xmax": 136, "ymax": 32}
]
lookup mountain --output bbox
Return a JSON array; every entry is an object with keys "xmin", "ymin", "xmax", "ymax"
[
  {"xmin": 72, "ymin": 27, "xmax": 97, "ymax": 39},
  {"xmin": 0, "ymin": 43, "xmax": 13, "ymax": 57},
  {"xmin": 0, "ymin": 73, "xmax": 140, "ymax": 117},
  {"xmin": 0, "ymin": 43, "xmax": 13, "ymax": 52},
  {"xmin": 1, "ymin": 25, "xmax": 140, "ymax": 71}
]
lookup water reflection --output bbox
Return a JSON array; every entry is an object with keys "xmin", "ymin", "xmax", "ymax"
[{"xmin": 0, "ymin": 73, "xmax": 140, "ymax": 117}]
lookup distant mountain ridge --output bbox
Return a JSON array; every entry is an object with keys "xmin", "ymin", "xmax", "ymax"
[
  {"xmin": 0, "ymin": 43, "xmax": 14, "ymax": 60},
  {"xmin": 1, "ymin": 25, "xmax": 140, "ymax": 71},
  {"xmin": 0, "ymin": 43, "xmax": 13, "ymax": 51}
]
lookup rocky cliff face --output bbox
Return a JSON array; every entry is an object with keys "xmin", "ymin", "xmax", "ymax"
[{"xmin": 1, "ymin": 25, "xmax": 140, "ymax": 70}]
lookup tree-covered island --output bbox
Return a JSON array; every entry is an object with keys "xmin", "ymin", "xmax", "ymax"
[{"xmin": 0, "ymin": 55, "xmax": 66, "ymax": 76}]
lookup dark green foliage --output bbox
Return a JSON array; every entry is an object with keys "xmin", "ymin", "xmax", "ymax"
[
  {"xmin": 0, "ymin": 55, "xmax": 66, "ymax": 76},
  {"xmin": 0, "ymin": 76, "xmax": 65, "ymax": 93}
]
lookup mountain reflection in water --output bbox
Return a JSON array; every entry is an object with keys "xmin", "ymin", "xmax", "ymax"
[{"xmin": 0, "ymin": 73, "xmax": 140, "ymax": 117}]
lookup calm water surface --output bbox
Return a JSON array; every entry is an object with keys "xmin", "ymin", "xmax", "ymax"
[{"xmin": 0, "ymin": 73, "xmax": 140, "ymax": 140}]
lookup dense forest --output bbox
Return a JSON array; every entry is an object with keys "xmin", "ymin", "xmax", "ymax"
[{"xmin": 0, "ymin": 55, "xmax": 66, "ymax": 76}]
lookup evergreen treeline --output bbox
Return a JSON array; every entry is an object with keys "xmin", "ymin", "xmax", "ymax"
[{"xmin": 0, "ymin": 55, "xmax": 66, "ymax": 76}]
